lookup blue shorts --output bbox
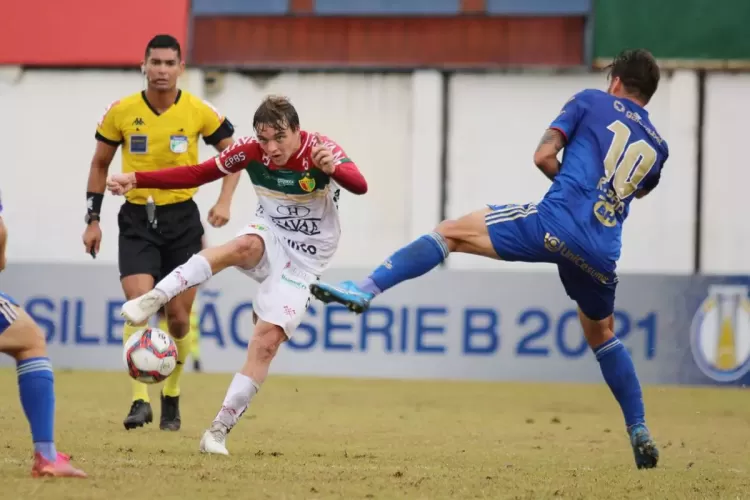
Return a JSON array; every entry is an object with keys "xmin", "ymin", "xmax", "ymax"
[
  {"xmin": 485, "ymin": 203, "xmax": 617, "ymax": 321},
  {"xmin": 0, "ymin": 291, "xmax": 19, "ymax": 334}
]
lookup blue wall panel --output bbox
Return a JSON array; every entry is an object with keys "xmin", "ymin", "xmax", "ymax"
[
  {"xmin": 486, "ymin": 0, "xmax": 590, "ymax": 16},
  {"xmin": 192, "ymin": 0, "xmax": 289, "ymax": 16},
  {"xmin": 314, "ymin": 0, "xmax": 460, "ymax": 15}
]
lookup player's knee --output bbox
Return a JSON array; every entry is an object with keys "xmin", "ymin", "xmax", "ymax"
[
  {"xmin": 0, "ymin": 309, "xmax": 47, "ymax": 359},
  {"xmin": 578, "ymin": 309, "xmax": 615, "ymax": 348},
  {"xmin": 251, "ymin": 324, "xmax": 286, "ymax": 362},
  {"xmin": 228, "ymin": 235, "xmax": 265, "ymax": 268},
  {"xmin": 434, "ymin": 219, "xmax": 461, "ymax": 252}
]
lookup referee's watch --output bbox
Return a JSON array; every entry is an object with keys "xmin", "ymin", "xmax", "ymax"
[{"xmin": 85, "ymin": 213, "xmax": 101, "ymax": 225}]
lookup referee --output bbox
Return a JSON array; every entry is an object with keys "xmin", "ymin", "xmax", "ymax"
[{"xmin": 82, "ymin": 34, "xmax": 240, "ymax": 431}]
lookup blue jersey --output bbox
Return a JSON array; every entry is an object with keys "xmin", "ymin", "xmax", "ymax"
[{"xmin": 538, "ymin": 89, "xmax": 669, "ymax": 264}]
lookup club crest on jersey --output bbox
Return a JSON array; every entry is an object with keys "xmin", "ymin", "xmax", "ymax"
[
  {"xmin": 170, "ymin": 135, "xmax": 188, "ymax": 154},
  {"xmin": 299, "ymin": 174, "xmax": 316, "ymax": 193}
]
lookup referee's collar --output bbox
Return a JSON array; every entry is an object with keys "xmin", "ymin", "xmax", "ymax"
[{"xmin": 141, "ymin": 89, "xmax": 182, "ymax": 116}]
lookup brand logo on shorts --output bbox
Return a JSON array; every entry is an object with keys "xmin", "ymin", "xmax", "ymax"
[
  {"xmin": 543, "ymin": 233, "xmax": 562, "ymax": 252},
  {"xmin": 543, "ymin": 233, "xmax": 613, "ymax": 285},
  {"xmin": 249, "ymin": 223, "xmax": 268, "ymax": 231},
  {"xmin": 281, "ymin": 273, "xmax": 307, "ymax": 290},
  {"xmin": 283, "ymin": 305, "xmax": 297, "ymax": 317}
]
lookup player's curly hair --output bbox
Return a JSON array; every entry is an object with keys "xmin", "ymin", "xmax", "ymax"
[
  {"xmin": 253, "ymin": 95, "xmax": 300, "ymax": 133},
  {"xmin": 607, "ymin": 49, "xmax": 660, "ymax": 104}
]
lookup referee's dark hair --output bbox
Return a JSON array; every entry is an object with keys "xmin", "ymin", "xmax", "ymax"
[{"xmin": 145, "ymin": 34, "xmax": 182, "ymax": 60}]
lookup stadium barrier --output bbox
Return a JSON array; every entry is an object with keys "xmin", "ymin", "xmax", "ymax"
[{"xmin": 1, "ymin": 263, "xmax": 748, "ymax": 387}]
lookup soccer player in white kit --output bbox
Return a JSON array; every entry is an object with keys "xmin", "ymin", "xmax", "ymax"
[{"xmin": 106, "ymin": 96, "xmax": 368, "ymax": 454}]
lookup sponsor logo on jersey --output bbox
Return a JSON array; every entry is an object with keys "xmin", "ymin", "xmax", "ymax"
[{"xmin": 271, "ymin": 205, "xmax": 321, "ymax": 236}]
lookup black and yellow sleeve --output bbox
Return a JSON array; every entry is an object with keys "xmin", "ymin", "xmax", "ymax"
[
  {"xmin": 198, "ymin": 99, "xmax": 234, "ymax": 146},
  {"xmin": 95, "ymin": 100, "xmax": 123, "ymax": 147}
]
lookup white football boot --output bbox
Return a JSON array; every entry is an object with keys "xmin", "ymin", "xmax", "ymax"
[
  {"xmin": 200, "ymin": 422, "xmax": 230, "ymax": 455},
  {"xmin": 121, "ymin": 289, "xmax": 168, "ymax": 325}
]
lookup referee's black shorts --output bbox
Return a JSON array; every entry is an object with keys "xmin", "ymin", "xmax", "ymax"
[{"xmin": 117, "ymin": 199, "xmax": 204, "ymax": 281}]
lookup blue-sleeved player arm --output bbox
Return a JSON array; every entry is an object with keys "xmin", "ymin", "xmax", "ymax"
[{"xmin": 548, "ymin": 92, "xmax": 588, "ymax": 141}]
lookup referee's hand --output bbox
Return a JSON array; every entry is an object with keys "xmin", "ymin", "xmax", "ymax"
[
  {"xmin": 207, "ymin": 201, "xmax": 230, "ymax": 228},
  {"xmin": 82, "ymin": 222, "xmax": 102, "ymax": 258}
]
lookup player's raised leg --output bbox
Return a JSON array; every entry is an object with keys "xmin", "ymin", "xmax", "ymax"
[
  {"xmin": 0, "ymin": 293, "xmax": 86, "ymax": 478},
  {"xmin": 311, "ymin": 208, "xmax": 498, "ymax": 312},
  {"xmin": 121, "ymin": 234, "xmax": 265, "ymax": 326}
]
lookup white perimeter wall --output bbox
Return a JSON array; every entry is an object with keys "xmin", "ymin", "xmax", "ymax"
[{"xmin": 0, "ymin": 67, "xmax": 744, "ymax": 273}]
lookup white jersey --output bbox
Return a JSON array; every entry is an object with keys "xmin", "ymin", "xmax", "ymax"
[{"xmin": 215, "ymin": 132, "xmax": 353, "ymax": 275}]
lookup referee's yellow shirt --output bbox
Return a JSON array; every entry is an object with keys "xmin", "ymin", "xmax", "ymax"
[{"xmin": 95, "ymin": 90, "xmax": 233, "ymax": 205}]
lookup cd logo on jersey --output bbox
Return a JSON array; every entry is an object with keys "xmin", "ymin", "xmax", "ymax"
[
  {"xmin": 170, "ymin": 135, "xmax": 188, "ymax": 154},
  {"xmin": 690, "ymin": 284, "xmax": 750, "ymax": 383}
]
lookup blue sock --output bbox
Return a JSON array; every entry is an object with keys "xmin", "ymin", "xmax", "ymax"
[
  {"xmin": 594, "ymin": 337, "xmax": 645, "ymax": 429},
  {"xmin": 17, "ymin": 357, "xmax": 57, "ymax": 461},
  {"xmin": 359, "ymin": 232, "xmax": 450, "ymax": 295}
]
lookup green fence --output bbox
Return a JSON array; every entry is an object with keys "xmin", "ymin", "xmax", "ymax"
[{"xmin": 594, "ymin": 0, "xmax": 750, "ymax": 69}]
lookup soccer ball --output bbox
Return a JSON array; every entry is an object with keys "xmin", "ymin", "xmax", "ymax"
[{"xmin": 123, "ymin": 327, "xmax": 178, "ymax": 384}]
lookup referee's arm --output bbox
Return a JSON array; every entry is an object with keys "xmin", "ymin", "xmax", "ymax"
[{"xmin": 87, "ymin": 140, "xmax": 119, "ymax": 195}]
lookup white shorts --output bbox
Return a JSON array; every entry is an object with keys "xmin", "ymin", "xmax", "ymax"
[{"xmin": 234, "ymin": 221, "xmax": 319, "ymax": 337}]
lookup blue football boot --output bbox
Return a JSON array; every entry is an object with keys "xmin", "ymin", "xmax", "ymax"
[
  {"xmin": 309, "ymin": 280, "xmax": 374, "ymax": 314},
  {"xmin": 629, "ymin": 424, "xmax": 659, "ymax": 469}
]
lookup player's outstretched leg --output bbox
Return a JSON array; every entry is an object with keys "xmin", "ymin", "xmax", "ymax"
[
  {"xmin": 121, "ymin": 235, "xmax": 265, "ymax": 325},
  {"xmin": 200, "ymin": 320, "xmax": 285, "ymax": 456},
  {"xmin": 0, "ymin": 293, "xmax": 86, "ymax": 478},
  {"xmin": 579, "ymin": 310, "xmax": 658, "ymax": 469},
  {"xmin": 311, "ymin": 209, "xmax": 496, "ymax": 313}
]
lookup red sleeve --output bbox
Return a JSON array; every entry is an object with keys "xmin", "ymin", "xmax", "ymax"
[
  {"xmin": 135, "ymin": 137, "xmax": 261, "ymax": 189},
  {"xmin": 314, "ymin": 135, "xmax": 367, "ymax": 195},
  {"xmin": 332, "ymin": 162, "xmax": 367, "ymax": 195}
]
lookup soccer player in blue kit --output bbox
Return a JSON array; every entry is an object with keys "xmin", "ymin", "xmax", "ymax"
[
  {"xmin": 311, "ymin": 49, "xmax": 666, "ymax": 469},
  {"xmin": 0, "ymin": 192, "xmax": 87, "ymax": 477}
]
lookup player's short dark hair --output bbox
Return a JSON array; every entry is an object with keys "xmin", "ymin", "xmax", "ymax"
[
  {"xmin": 145, "ymin": 34, "xmax": 182, "ymax": 61},
  {"xmin": 607, "ymin": 49, "xmax": 660, "ymax": 104},
  {"xmin": 253, "ymin": 95, "xmax": 300, "ymax": 133}
]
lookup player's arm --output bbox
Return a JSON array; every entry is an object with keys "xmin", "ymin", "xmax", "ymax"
[
  {"xmin": 120, "ymin": 139, "xmax": 258, "ymax": 190},
  {"xmin": 534, "ymin": 93, "xmax": 587, "ymax": 181},
  {"xmin": 200, "ymin": 101, "xmax": 243, "ymax": 206},
  {"xmin": 634, "ymin": 170, "xmax": 661, "ymax": 199},
  {"xmin": 313, "ymin": 135, "xmax": 368, "ymax": 195},
  {"xmin": 533, "ymin": 129, "xmax": 566, "ymax": 181},
  {"xmin": 213, "ymin": 137, "xmax": 242, "ymax": 207}
]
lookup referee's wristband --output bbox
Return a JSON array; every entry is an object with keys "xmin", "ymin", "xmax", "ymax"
[{"xmin": 86, "ymin": 192, "xmax": 104, "ymax": 214}]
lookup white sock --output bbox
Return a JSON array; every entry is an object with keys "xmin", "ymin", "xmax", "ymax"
[
  {"xmin": 155, "ymin": 254, "xmax": 212, "ymax": 301},
  {"xmin": 214, "ymin": 373, "xmax": 260, "ymax": 430}
]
